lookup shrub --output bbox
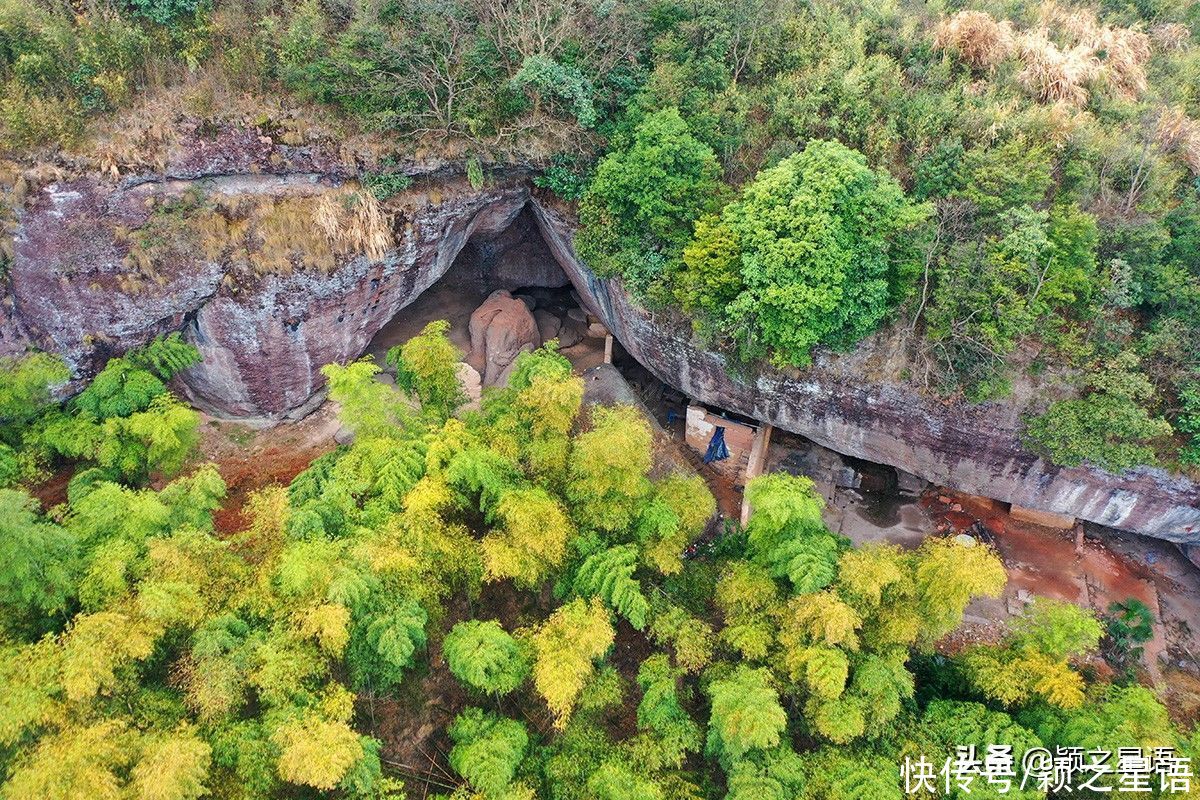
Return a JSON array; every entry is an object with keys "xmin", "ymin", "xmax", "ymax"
[
  {"xmin": 1026, "ymin": 353, "xmax": 1174, "ymax": 472},
  {"xmin": 575, "ymin": 108, "xmax": 721, "ymax": 296},
  {"xmin": 1103, "ymin": 598, "xmax": 1154, "ymax": 680},
  {"xmin": 1176, "ymin": 378, "xmax": 1200, "ymax": 466},
  {"xmin": 127, "ymin": 0, "xmax": 203, "ymax": 27},
  {"xmin": 385, "ymin": 319, "xmax": 465, "ymax": 421},
  {"xmin": 0, "ymin": 83, "xmax": 83, "ymax": 149},
  {"xmin": 361, "ymin": 164, "xmax": 413, "ymax": 201},
  {"xmin": 534, "ymin": 153, "xmax": 592, "ymax": 201},
  {"xmin": 510, "ymin": 55, "xmax": 597, "ymax": 128}
]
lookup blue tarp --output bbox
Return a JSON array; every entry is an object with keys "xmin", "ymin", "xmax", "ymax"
[{"xmin": 703, "ymin": 426, "xmax": 730, "ymax": 463}]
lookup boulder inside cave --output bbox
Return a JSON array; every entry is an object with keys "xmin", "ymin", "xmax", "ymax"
[{"xmin": 365, "ymin": 204, "xmax": 606, "ymax": 384}]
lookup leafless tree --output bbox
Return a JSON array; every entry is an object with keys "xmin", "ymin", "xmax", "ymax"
[
  {"xmin": 481, "ymin": 0, "xmax": 642, "ymax": 73},
  {"xmin": 373, "ymin": 0, "xmax": 491, "ymax": 134}
]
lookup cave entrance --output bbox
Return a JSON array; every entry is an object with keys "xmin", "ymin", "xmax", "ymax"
[{"xmin": 365, "ymin": 204, "xmax": 608, "ymax": 386}]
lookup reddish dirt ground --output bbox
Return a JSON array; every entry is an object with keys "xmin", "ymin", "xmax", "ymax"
[
  {"xmin": 923, "ymin": 489, "xmax": 1200, "ymax": 699},
  {"xmin": 651, "ymin": 415, "xmax": 743, "ymax": 521},
  {"xmin": 28, "ymin": 465, "xmax": 74, "ymax": 511},
  {"xmin": 366, "ymin": 581, "xmax": 562, "ymax": 793},
  {"xmin": 192, "ymin": 405, "xmax": 341, "ymax": 534},
  {"xmin": 26, "ymin": 405, "xmax": 341, "ymax": 529}
]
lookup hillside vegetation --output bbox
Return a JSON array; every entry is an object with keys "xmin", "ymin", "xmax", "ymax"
[
  {"xmin": 3, "ymin": 0, "xmax": 1198, "ymax": 473},
  {"xmin": 0, "ymin": 326, "xmax": 1196, "ymax": 799},
  {"xmin": 9, "ymin": 0, "xmax": 1200, "ymax": 474}
]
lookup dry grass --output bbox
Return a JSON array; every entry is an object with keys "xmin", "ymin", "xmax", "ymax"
[
  {"xmin": 120, "ymin": 184, "xmax": 395, "ymax": 284},
  {"xmin": 0, "ymin": 161, "xmax": 25, "ymax": 264},
  {"xmin": 314, "ymin": 189, "xmax": 393, "ymax": 263},
  {"xmin": 65, "ymin": 67, "xmax": 589, "ymax": 184},
  {"xmin": 225, "ymin": 187, "xmax": 393, "ymax": 275},
  {"xmin": 1037, "ymin": 1, "xmax": 1099, "ymax": 41},
  {"xmin": 71, "ymin": 70, "xmax": 362, "ymax": 181},
  {"xmin": 1150, "ymin": 22, "xmax": 1192, "ymax": 51},
  {"xmin": 936, "ymin": 3, "xmax": 1158, "ymax": 107},
  {"xmin": 1156, "ymin": 107, "xmax": 1200, "ymax": 175},
  {"xmin": 935, "ymin": 10, "xmax": 1016, "ymax": 70},
  {"xmin": 1032, "ymin": 2, "xmax": 1151, "ymax": 101},
  {"xmin": 1090, "ymin": 24, "xmax": 1152, "ymax": 98},
  {"xmin": 1017, "ymin": 29, "xmax": 1099, "ymax": 105},
  {"xmin": 1023, "ymin": 100, "xmax": 1091, "ymax": 145}
]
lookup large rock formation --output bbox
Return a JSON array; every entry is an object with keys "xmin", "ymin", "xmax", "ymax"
[
  {"xmin": 467, "ymin": 289, "xmax": 541, "ymax": 387},
  {"xmin": 525, "ymin": 201, "xmax": 1200, "ymax": 544},
  {"xmin": 8, "ymin": 161, "xmax": 537, "ymax": 416},
  {"xmin": 5, "ymin": 143, "xmax": 1199, "ymax": 542}
]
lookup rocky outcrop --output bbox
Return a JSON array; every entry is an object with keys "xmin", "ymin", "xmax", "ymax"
[
  {"xmin": 9, "ymin": 177, "xmax": 225, "ymax": 373},
  {"xmin": 456, "ymin": 361, "xmax": 483, "ymax": 411},
  {"xmin": 179, "ymin": 182, "xmax": 535, "ymax": 416},
  {"xmin": 0, "ymin": 279, "xmax": 32, "ymax": 358},
  {"xmin": 534, "ymin": 308, "xmax": 562, "ymax": 342},
  {"xmin": 7, "ymin": 149, "xmax": 1199, "ymax": 542},
  {"xmin": 467, "ymin": 289, "xmax": 541, "ymax": 387},
  {"xmin": 479, "ymin": 207, "xmax": 570, "ymax": 290},
  {"xmin": 11, "ymin": 165, "xmax": 535, "ymax": 416},
  {"xmin": 525, "ymin": 200, "xmax": 1200, "ymax": 544}
]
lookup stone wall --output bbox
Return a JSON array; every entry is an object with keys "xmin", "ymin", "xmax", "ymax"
[{"xmin": 684, "ymin": 404, "xmax": 756, "ymax": 485}]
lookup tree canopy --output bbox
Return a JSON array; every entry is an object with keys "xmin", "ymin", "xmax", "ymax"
[
  {"xmin": 678, "ymin": 141, "xmax": 926, "ymax": 366},
  {"xmin": 0, "ymin": 330, "xmax": 1193, "ymax": 799}
]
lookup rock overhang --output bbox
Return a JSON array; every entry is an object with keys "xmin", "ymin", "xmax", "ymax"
[{"xmin": 4, "ymin": 161, "xmax": 1199, "ymax": 542}]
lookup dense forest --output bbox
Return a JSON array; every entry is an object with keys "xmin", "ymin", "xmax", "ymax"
[
  {"xmin": 0, "ymin": 327, "xmax": 1196, "ymax": 799},
  {"xmin": 1, "ymin": 0, "xmax": 1199, "ymax": 473},
  {"xmin": 2, "ymin": 0, "xmax": 1200, "ymax": 795}
]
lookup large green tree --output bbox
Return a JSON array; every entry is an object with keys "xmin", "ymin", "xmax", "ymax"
[
  {"xmin": 0, "ymin": 489, "xmax": 77, "ymax": 634},
  {"xmin": 447, "ymin": 708, "xmax": 529, "ymax": 796},
  {"xmin": 385, "ymin": 319, "xmax": 465, "ymax": 422},
  {"xmin": 576, "ymin": 107, "xmax": 722, "ymax": 297},
  {"xmin": 677, "ymin": 140, "xmax": 926, "ymax": 366},
  {"xmin": 705, "ymin": 665, "xmax": 787, "ymax": 761}
]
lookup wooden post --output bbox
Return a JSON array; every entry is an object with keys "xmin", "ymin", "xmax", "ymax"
[
  {"xmin": 740, "ymin": 423, "xmax": 773, "ymax": 526},
  {"xmin": 750, "ymin": 424, "xmax": 773, "ymax": 476},
  {"xmin": 603, "ymin": 333, "xmax": 613, "ymax": 364}
]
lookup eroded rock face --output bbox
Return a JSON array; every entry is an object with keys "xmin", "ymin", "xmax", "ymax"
[
  {"xmin": 0, "ymin": 281, "xmax": 31, "ymax": 358},
  {"xmin": 9, "ymin": 178, "xmax": 225, "ymax": 374},
  {"xmin": 8, "ymin": 153, "xmax": 1200, "ymax": 541},
  {"xmin": 10, "ymin": 164, "xmax": 534, "ymax": 416},
  {"xmin": 525, "ymin": 200, "xmax": 1200, "ymax": 544},
  {"xmin": 180, "ymin": 183, "xmax": 532, "ymax": 416},
  {"xmin": 467, "ymin": 290, "xmax": 541, "ymax": 387},
  {"xmin": 480, "ymin": 206, "xmax": 570, "ymax": 290}
]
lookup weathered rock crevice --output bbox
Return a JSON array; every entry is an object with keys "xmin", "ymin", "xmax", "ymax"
[{"xmin": 7, "ymin": 165, "xmax": 1199, "ymax": 542}]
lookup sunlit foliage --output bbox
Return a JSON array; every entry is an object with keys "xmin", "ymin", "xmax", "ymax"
[
  {"xmin": 527, "ymin": 597, "xmax": 615, "ymax": 728},
  {"xmin": 0, "ymin": 327, "xmax": 1189, "ymax": 800}
]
